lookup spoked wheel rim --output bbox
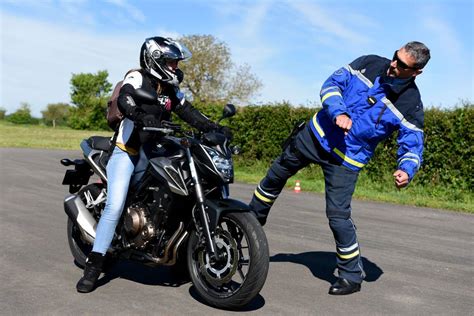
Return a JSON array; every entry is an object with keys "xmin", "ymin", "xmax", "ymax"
[{"xmin": 193, "ymin": 216, "xmax": 251, "ymax": 298}]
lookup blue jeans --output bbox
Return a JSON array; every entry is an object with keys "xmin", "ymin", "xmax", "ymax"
[{"xmin": 92, "ymin": 146, "xmax": 139, "ymax": 255}]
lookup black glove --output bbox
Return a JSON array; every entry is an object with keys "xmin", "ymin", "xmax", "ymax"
[
  {"xmin": 218, "ymin": 125, "xmax": 233, "ymax": 140},
  {"xmin": 140, "ymin": 114, "xmax": 161, "ymax": 128},
  {"xmin": 136, "ymin": 114, "xmax": 161, "ymax": 144}
]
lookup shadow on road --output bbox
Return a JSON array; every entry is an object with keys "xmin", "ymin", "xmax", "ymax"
[
  {"xmin": 270, "ymin": 251, "xmax": 383, "ymax": 284},
  {"xmin": 96, "ymin": 259, "xmax": 190, "ymax": 288},
  {"xmin": 78, "ymin": 258, "xmax": 267, "ymax": 311},
  {"xmin": 188, "ymin": 286, "xmax": 266, "ymax": 312}
]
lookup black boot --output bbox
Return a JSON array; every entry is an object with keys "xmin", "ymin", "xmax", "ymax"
[
  {"xmin": 76, "ymin": 252, "xmax": 105, "ymax": 293},
  {"xmin": 328, "ymin": 278, "xmax": 361, "ymax": 295}
]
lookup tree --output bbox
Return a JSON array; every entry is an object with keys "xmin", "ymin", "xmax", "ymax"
[
  {"xmin": 178, "ymin": 34, "xmax": 262, "ymax": 105},
  {"xmin": 6, "ymin": 103, "xmax": 35, "ymax": 124},
  {"xmin": 68, "ymin": 70, "xmax": 112, "ymax": 130},
  {"xmin": 0, "ymin": 107, "xmax": 6, "ymax": 120},
  {"xmin": 41, "ymin": 103, "xmax": 71, "ymax": 127}
]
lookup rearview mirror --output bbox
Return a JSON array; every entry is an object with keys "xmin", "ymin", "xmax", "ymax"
[{"xmin": 218, "ymin": 104, "xmax": 236, "ymax": 122}]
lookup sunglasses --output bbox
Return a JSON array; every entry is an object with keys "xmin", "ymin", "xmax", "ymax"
[{"xmin": 392, "ymin": 50, "xmax": 418, "ymax": 71}]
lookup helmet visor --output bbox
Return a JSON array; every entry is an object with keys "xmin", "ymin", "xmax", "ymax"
[{"xmin": 167, "ymin": 40, "xmax": 192, "ymax": 61}]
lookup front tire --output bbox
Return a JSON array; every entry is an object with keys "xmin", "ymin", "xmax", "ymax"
[{"xmin": 187, "ymin": 212, "xmax": 269, "ymax": 310}]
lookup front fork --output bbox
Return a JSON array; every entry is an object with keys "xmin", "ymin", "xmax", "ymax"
[{"xmin": 184, "ymin": 145, "xmax": 219, "ymax": 260}]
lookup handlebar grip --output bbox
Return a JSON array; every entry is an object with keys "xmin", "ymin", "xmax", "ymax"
[{"xmin": 161, "ymin": 120, "xmax": 182, "ymax": 129}]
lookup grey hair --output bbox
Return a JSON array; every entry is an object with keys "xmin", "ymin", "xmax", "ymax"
[{"xmin": 403, "ymin": 41, "xmax": 431, "ymax": 69}]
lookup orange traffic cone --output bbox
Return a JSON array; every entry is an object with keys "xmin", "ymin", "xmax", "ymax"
[{"xmin": 294, "ymin": 180, "xmax": 301, "ymax": 193}]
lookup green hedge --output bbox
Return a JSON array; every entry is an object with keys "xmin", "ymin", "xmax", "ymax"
[{"xmin": 188, "ymin": 102, "xmax": 473, "ymax": 192}]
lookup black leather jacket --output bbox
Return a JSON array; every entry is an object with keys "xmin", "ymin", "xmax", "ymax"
[{"xmin": 115, "ymin": 69, "xmax": 217, "ymax": 154}]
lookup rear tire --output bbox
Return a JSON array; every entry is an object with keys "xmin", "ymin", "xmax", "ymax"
[
  {"xmin": 67, "ymin": 184, "xmax": 103, "ymax": 268},
  {"xmin": 187, "ymin": 212, "xmax": 269, "ymax": 310}
]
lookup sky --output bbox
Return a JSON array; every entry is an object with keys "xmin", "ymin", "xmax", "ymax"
[{"xmin": 1, "ymin": 0, "xmax": 473, "ymax": 117}]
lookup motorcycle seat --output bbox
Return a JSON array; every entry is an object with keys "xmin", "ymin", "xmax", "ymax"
[{"xmin": 87, "ymin": 136, "xmax": 112, "ymax": 151}]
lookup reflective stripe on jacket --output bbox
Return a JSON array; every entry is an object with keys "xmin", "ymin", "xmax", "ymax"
[{"xmin": 309, "ymin": 55, "xmax": 424, "ymax": 180}]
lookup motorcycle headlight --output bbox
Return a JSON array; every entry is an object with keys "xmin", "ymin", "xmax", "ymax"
[{"xmin": 207, "ymin": 148, "xmax": 233, "ymax": 181}]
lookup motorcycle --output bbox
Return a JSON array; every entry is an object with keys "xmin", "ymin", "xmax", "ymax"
[{"xmin": 60, "ymin": 96, "xmax": 269, "ymax": 309}]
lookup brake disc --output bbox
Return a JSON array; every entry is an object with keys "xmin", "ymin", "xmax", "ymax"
[{"xmin": 198, "ymin": 230, "xmax": 239, "ymax": 286}]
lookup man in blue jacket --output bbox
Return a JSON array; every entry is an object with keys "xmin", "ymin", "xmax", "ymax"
[{"xmin": 250, "ymin": 41, "xmax": 430, "ymax": 295}]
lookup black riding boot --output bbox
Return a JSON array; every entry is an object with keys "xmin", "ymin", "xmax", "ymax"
[{"xmin": 76, "ymin": 252, "xmax": 105, "ymax": 293}]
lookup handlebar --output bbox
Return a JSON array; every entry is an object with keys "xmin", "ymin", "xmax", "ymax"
[
  {"xmin": 142, "ymin": 124, "xmax": 240, "ymax": 154},
  {"xmin": 142, "ymin": 127, "xmax": 176, "ymax": 134},
  {"xmin": 142, "ymin": 120, "xmax": 183, "ymax": 134},
  {"xmin": 142, "ymin": 122, "xmax": 233, "ymax": 146}
]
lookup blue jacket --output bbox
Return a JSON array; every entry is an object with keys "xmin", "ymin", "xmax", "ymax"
[{"xmin": 309, "ymin": 55, "xmax": 424, "ymax": 181}]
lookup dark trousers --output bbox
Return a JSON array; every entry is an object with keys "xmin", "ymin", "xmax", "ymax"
[{"xmin": 250, "ymin": 125, "xmax": 365, "ymax": 283}]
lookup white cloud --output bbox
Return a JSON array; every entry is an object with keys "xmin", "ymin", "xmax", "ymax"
[
  {"xmin": 211, "ymin": 1, "xmax": 276, "ymax": 66},
  {"xmin": 1, "ymin": 12, "xmax": 141, "ymax": 116},
  {"xmin": 240, "ymin": 1, "xmax": 271, "ymax": 38},
  {"xmin": 288, "ymin": 1, "xmax": 372, "ymax": 46},
  {"xmin": 153, "ymin": 28, "xmax": 182, "ymax": 41},
  {"xmin": 421, "ymin": 16, "xmax": 464, "ymax": 62},
  {"xmin": 418, "ymin": 8, "xmax": 473, "ymax": 106},
  {"xmin": 105, "ymin": 0, "xmax": 146, "ymax": 23},
  {"xmin": 3, "ymin": 0, "xmax": 99, "ymax": 27}
]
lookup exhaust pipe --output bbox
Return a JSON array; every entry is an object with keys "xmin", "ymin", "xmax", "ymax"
[
  {"xmin": 64, "ymin": 194, "xmax": 97, "ymax": 244},
  {"xmin": 143, "ymin": 222, "xmax": 185, "ymax": 265}
]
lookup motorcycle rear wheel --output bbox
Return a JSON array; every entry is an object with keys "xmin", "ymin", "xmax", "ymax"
[
  {"xmin": 67, "ymin": 183, "xmax": 103, "ymax": 268},
  {"xmin": 187, "ymin": 212, "xmax": 269, "ymax": 310}
]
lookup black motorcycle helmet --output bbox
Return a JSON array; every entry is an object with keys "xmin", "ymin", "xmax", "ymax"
[{"xmin": 139, "ymin": 37, "xmax": 192, "ymax": 86}]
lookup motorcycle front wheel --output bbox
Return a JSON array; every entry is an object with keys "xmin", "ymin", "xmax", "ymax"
[{"xmin": 187, "ymin": 212, "xmax": 269, "ymax": 310}]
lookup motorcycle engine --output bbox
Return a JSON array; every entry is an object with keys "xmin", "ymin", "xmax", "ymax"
[{"xmin": 123, "ymin": 204, "xmax": 156, "ymax": 249}]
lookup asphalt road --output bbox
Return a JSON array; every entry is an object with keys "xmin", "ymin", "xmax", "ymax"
[{"xmin": 1, "ymin": 148, "xmax": 473, "ymax": 315}]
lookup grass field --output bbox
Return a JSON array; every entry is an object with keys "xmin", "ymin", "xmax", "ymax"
[
  {"xmin": 1, "ymin": 121, "xmax": 472, "ymax": 213},
  {"xmin": 0, "ymin": 121, "xmax": 112, "ymax": 150}
]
